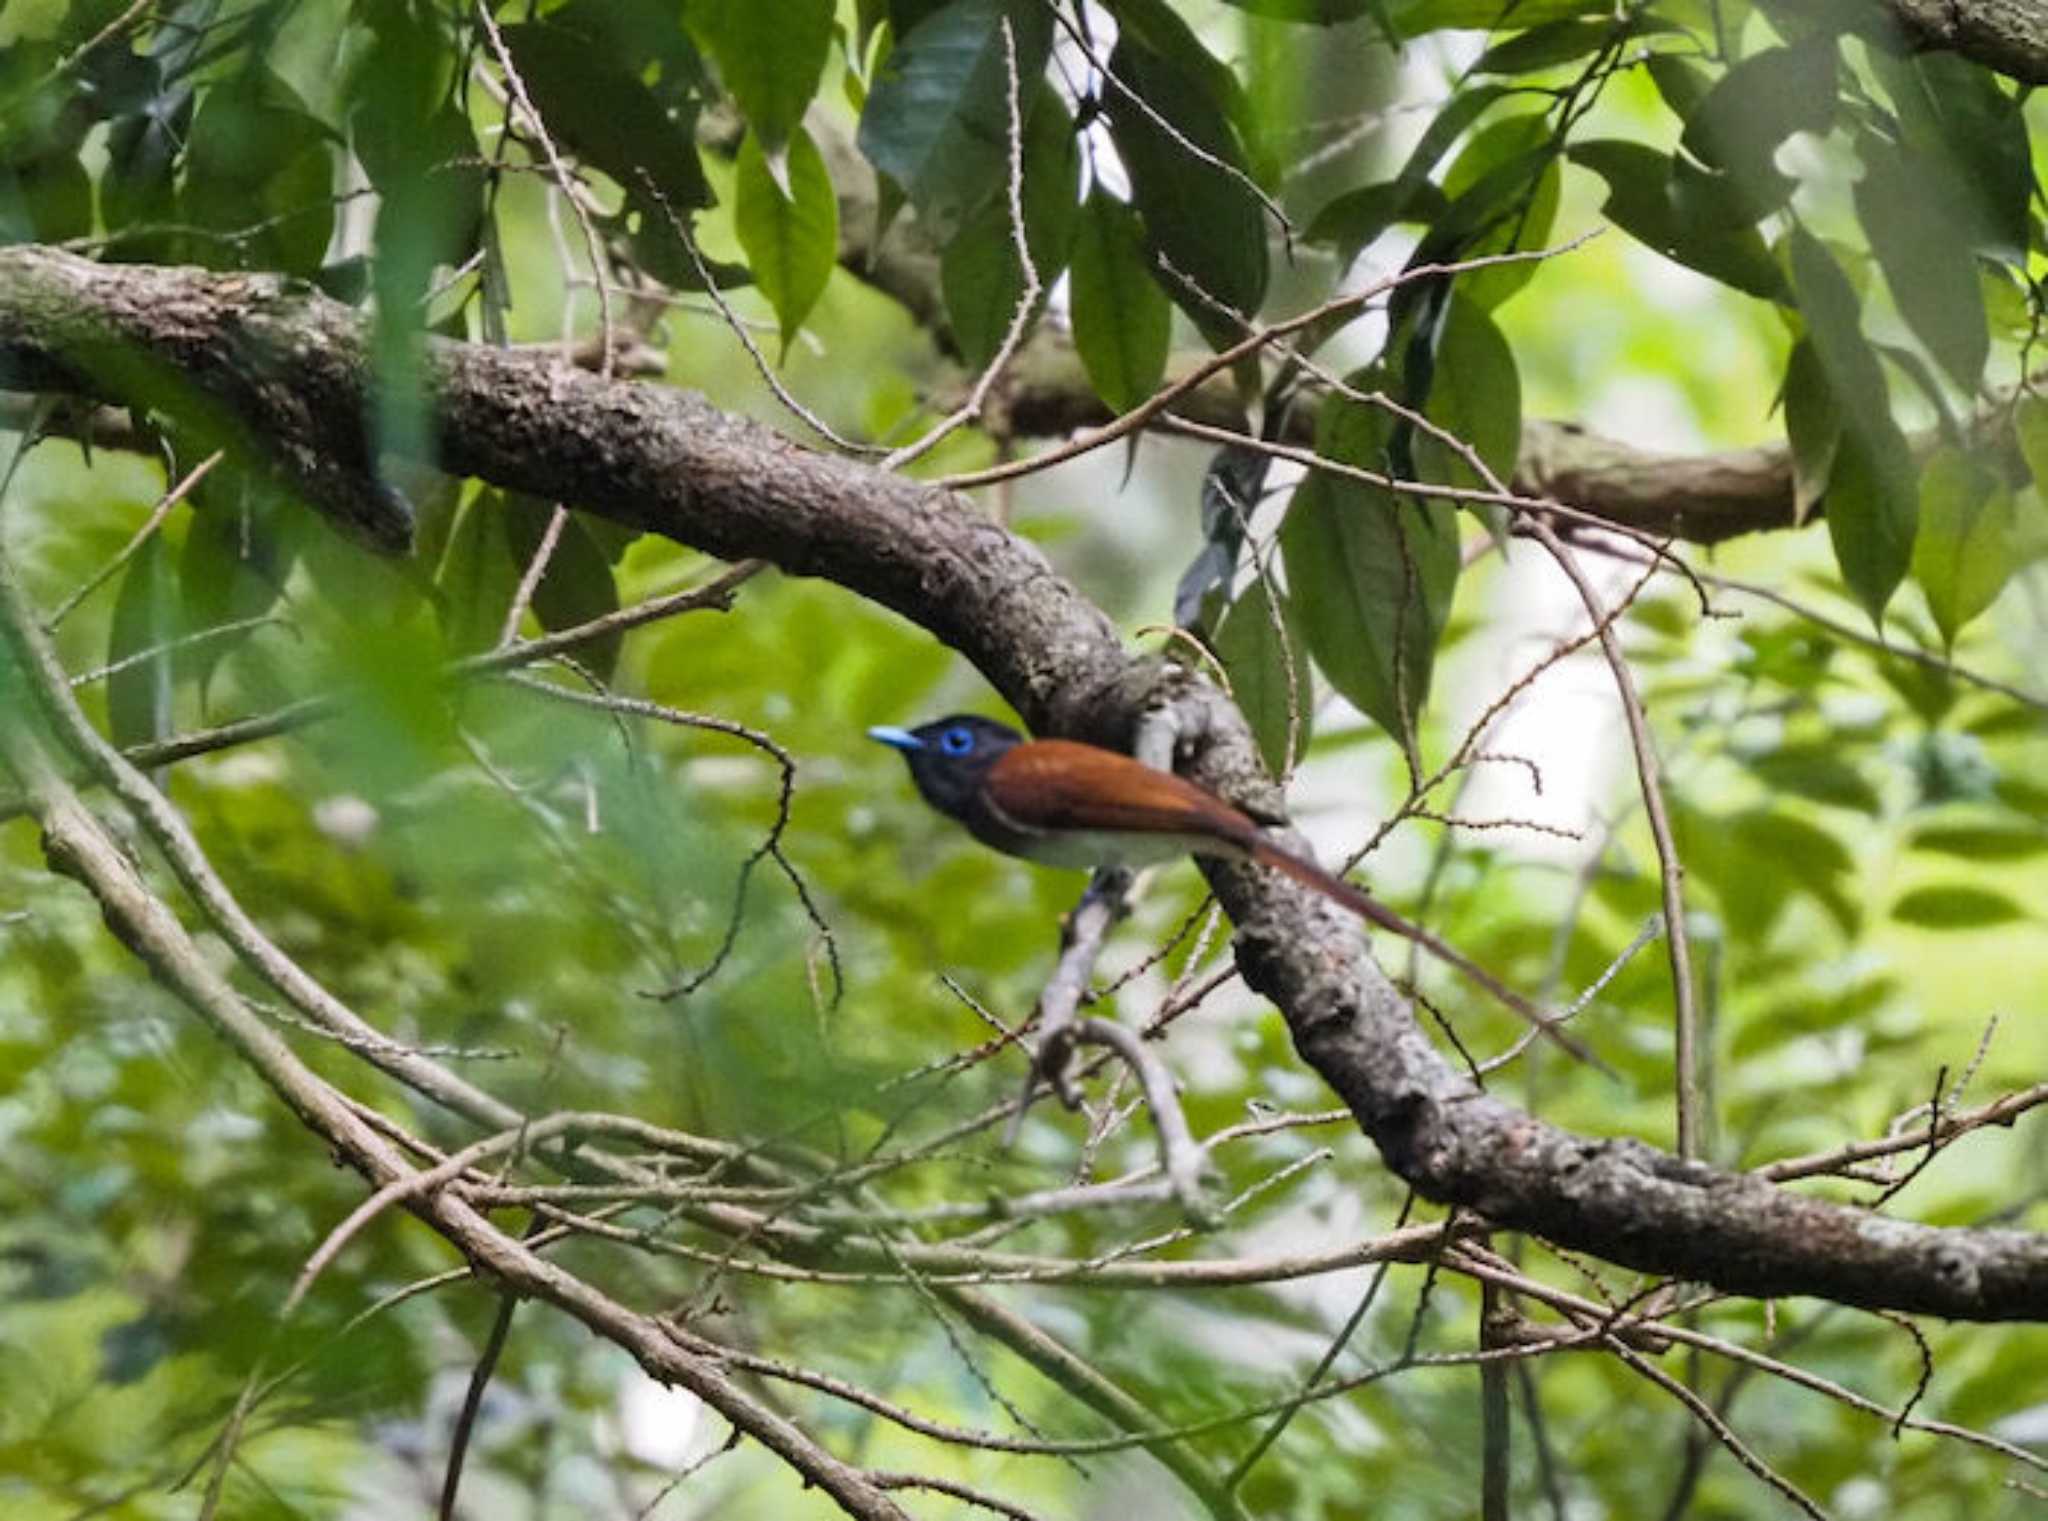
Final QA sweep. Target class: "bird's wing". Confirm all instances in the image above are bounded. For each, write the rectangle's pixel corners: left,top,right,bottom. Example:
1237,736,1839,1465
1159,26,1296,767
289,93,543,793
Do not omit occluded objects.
982,741,1260,848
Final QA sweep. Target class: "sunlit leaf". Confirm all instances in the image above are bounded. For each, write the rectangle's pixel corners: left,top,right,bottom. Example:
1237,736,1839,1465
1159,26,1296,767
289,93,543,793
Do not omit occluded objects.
1912,446,2014,649
1891,885,2026,928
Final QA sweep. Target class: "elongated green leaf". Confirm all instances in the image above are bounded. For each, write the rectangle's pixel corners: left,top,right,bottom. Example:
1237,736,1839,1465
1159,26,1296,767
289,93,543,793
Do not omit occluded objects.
938,86,1077,368
1679,38,1835,223
1869,50,2030,263
856,0,1052,232
107,535,177,758
1211,578,1312,776
1413,294,1520,500
1892,885,2026,929
1068,189,1170,412
690,0,832,150
1475,18,1629,75
1781,338,1838,525
1438,113,1559,310
503,498,623,682
1304,179,1448,266
1789,229,1916,620
1739,746,1881,814
502,22,709,211
1911,824,2048,861
1854,142,1988,391
1566,139,1782,298
1280,371,1460,745
1105,31,1268,348
734,125,838,353
1912,447,2014,649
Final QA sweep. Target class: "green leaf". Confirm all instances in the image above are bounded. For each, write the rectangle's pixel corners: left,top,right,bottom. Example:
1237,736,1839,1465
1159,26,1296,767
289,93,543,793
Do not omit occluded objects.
1385,0,1610,35
1911,447,2014,649
1789,230,1915,620
1910,824,2048,861
1211,578,1312,776
1280,371,1460,746
1068,189,1170,412
2014,395,2048,492
1891,885,2026,929
1412,294,1520,498
1739,747,1881,814
1437,112,1559,310
183,70,335,276
502,499,623,682
1474,18,1633,75
1869,50,2030,263
1303,179,1448,267
1781,338,1838,526
855,0,1052,232
734,125,838,353
938,85,1077,369
689,0,832,150
1853,142,1988,391
435,489,518,657
502,22,709,211
1105,31,1269,348
1679,38,1836,223
1209,0,1380,19
1566,139,1782,298
107,535,177,757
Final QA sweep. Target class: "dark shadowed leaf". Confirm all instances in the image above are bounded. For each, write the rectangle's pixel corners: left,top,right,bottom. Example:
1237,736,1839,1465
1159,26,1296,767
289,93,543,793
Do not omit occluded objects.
1212,578,1312,776
502,498,624,682
1790,229,1916,620
1280,370,1460,745
856,0,1052,232
939,85,1078,368
1105,31,1269,348
1910,823,2048,861
1679,38,1836,223
1069,189,1171,413
502,22,709,210
1567,139,1783,298
689,0,832,150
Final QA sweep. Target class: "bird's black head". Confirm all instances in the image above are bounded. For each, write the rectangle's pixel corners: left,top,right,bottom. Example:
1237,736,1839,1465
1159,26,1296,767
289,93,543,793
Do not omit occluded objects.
868,714,1023,822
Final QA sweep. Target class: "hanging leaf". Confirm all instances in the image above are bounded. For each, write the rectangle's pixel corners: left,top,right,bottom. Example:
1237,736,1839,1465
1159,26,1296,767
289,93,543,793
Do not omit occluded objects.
1789,229,1916,621
1853,141,1988,391
1780,338,1838,526
734,124,839,354
1210,577,1312,776
1069,189,1171,413
856,0,1053,233
1105,29,1269,349
1911,446,2014,649
1566,139,1783,299
501,498,624,682
1678,38,1836,224
937,85,1078,369
106,535,179,760
689,0,832,151
1280,369,1460,747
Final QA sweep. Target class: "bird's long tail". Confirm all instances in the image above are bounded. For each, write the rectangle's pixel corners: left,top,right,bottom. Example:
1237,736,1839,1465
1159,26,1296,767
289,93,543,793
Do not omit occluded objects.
1246,838,1608,1073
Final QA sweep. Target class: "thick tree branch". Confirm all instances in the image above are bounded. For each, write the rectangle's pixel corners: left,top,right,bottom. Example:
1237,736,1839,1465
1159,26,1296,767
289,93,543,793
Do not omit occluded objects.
2,245,2044,1320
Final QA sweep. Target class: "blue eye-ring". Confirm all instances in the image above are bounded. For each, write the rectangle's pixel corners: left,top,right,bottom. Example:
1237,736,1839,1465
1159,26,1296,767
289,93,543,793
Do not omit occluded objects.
939,726,974,756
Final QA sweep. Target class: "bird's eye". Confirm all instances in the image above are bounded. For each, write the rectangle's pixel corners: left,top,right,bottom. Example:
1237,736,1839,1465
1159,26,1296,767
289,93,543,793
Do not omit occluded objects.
939,726,975,756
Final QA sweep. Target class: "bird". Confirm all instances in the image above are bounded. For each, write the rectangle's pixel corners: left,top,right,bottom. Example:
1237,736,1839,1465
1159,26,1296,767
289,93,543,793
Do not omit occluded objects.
870,713,1598,1066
